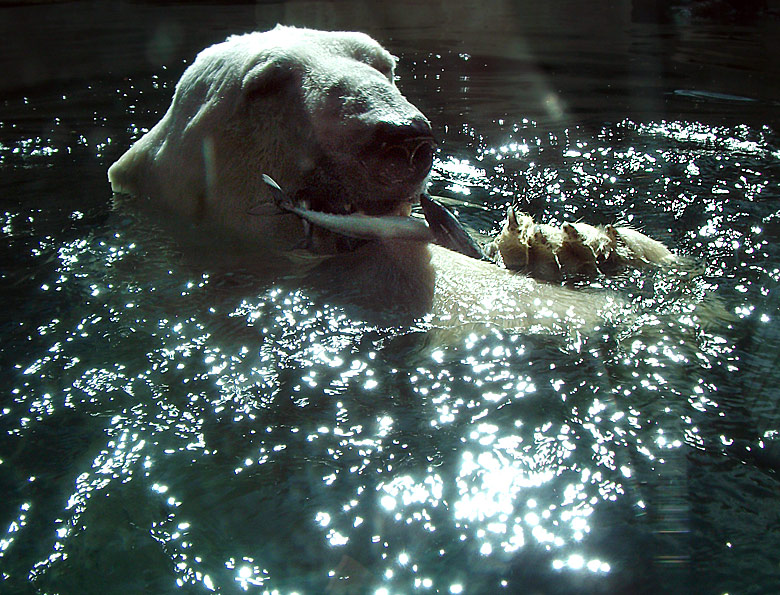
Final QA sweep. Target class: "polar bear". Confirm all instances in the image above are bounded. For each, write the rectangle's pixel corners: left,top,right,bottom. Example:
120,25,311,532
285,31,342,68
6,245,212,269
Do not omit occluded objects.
109,25,434,249
108,26,649,331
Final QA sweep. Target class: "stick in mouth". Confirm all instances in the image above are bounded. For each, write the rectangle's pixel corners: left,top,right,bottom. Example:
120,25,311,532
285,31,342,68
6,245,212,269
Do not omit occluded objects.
257,174,488,260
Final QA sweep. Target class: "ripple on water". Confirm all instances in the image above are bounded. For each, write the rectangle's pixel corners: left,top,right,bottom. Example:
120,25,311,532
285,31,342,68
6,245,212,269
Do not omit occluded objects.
2,80,780,592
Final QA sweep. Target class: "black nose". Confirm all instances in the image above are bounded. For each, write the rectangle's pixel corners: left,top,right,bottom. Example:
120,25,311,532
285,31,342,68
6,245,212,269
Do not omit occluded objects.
373,117,434,144
368,117,435,186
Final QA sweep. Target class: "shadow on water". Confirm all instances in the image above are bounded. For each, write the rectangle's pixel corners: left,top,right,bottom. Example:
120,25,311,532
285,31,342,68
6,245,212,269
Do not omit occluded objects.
2,1,780,594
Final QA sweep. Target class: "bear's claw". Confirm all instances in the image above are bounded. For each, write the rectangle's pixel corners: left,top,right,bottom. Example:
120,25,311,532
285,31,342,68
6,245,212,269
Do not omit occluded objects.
485,207,680,283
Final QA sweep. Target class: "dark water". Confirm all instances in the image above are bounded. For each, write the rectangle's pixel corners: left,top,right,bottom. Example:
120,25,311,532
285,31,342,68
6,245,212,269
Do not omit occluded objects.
2,1,780,593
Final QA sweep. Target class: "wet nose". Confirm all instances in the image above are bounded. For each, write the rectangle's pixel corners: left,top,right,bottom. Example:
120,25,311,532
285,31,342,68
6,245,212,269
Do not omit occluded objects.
369,117,435,186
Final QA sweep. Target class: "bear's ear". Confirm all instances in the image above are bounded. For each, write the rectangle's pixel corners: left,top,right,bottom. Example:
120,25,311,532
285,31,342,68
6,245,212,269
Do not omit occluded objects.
351,44,397,81
241,58,296,100
369,52,397,81
375,53,398,81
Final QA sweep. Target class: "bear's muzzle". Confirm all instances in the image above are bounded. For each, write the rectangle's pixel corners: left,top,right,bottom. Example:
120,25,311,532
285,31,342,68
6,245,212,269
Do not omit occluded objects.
368,118,435,186
363,116,435,192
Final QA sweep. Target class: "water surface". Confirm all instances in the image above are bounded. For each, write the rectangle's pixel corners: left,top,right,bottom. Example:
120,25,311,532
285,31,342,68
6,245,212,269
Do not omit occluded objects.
2,1,780,593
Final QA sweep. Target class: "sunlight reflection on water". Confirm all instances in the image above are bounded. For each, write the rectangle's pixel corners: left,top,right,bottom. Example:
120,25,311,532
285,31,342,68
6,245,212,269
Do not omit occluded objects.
2,68,780,593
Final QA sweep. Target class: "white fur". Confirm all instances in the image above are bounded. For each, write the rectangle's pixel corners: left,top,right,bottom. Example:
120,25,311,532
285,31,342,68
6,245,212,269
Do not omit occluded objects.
109,26,632,333
109,26,423,248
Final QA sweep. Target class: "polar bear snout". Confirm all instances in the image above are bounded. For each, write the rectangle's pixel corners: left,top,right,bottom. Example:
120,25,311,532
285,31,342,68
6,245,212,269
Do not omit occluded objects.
362,118,435,190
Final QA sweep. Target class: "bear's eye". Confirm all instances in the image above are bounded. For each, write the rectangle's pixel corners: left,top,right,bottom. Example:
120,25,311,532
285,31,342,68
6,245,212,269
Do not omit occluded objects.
242,59,296,100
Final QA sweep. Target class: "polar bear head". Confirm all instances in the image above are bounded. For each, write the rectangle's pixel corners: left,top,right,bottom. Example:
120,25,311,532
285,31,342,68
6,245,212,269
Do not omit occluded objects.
108,26,435,240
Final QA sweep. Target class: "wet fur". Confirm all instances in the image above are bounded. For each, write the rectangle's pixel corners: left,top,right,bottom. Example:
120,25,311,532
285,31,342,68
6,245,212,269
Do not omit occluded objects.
487,205,679,283
108,27,652,333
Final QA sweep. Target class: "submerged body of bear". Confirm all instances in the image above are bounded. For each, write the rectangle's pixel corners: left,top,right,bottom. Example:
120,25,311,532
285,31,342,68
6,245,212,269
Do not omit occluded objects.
108,26,674,332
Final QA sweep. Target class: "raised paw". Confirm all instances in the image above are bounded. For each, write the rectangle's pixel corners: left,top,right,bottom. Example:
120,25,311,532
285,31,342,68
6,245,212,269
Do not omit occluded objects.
487,207,680,283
